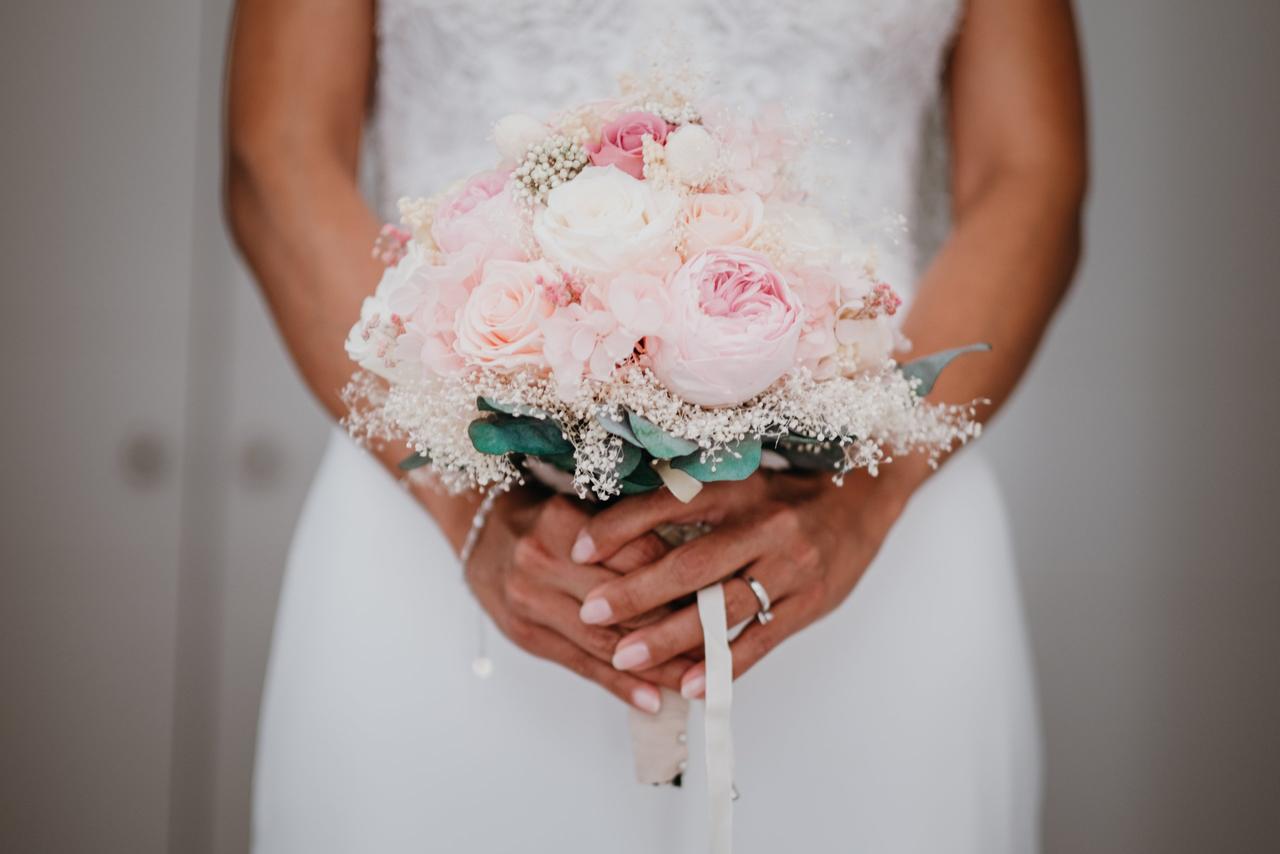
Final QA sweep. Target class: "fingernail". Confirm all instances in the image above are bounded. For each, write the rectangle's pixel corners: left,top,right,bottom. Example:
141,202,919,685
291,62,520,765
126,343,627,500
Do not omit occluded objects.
579,597,612,625
612,641,651,671
681,672,706,700
570,532,595,563
632,686,661,715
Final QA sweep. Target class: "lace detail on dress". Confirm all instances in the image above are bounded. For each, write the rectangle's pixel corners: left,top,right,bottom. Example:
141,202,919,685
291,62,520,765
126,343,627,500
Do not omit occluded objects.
370,0,963,291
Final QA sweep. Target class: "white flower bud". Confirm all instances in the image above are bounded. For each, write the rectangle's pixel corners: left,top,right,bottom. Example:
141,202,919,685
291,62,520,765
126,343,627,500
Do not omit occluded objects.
664,124,718,185
493,113,548,162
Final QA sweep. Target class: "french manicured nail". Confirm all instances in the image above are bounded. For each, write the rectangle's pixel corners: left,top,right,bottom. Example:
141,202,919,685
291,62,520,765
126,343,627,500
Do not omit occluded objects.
579,597,612,625
570,532,595,563
632,686,661,715
681,672,706,700
612,641,651,671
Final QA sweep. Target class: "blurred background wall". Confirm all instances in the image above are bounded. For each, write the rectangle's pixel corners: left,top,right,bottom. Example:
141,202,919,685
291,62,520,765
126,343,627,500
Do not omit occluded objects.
1,1,1276,852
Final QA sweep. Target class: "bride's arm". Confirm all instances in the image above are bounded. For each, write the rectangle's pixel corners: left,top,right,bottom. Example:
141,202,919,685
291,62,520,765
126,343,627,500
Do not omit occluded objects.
224,0,685,712
568,0,1087,693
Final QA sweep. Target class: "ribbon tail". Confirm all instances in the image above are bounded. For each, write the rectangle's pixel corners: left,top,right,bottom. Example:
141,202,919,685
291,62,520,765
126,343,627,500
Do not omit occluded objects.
698,583,734,854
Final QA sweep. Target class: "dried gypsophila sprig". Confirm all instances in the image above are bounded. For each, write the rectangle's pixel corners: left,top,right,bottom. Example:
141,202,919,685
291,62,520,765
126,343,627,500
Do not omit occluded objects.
353,361,982,501
513,135,590,204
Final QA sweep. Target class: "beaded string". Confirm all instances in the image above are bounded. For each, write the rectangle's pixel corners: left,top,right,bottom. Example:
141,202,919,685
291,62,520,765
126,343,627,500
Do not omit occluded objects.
459,484,508,679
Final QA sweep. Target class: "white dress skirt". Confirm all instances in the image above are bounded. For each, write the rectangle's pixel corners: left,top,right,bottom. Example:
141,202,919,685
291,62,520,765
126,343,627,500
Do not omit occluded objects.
254,1,1043,850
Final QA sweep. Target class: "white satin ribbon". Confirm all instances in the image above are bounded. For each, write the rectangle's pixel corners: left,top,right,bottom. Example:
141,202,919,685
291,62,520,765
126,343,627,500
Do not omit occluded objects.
697,582,734,854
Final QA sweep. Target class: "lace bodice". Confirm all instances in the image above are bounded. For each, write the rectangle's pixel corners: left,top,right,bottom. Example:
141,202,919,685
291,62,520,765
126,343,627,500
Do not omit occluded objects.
370,0,963,289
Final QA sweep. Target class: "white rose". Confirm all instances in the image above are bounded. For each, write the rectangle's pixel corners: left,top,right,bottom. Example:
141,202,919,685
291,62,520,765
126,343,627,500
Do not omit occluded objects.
681,191,764,255
836,315,899,369
533,166,679,276
493,113,548,162
664,124,718,185
766,201,841,264
345,242,429,382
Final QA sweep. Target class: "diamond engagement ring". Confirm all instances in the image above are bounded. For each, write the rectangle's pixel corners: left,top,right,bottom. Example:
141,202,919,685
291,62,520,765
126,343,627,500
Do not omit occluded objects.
743,574,773,625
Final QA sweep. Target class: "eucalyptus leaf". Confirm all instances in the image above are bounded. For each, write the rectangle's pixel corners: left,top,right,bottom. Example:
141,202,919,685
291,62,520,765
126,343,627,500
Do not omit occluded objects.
899,343,991,397
477,396,550,419
616,443,644,478
619,460,663,494
627,412,699,459
468,414,573,457
397,452,431,472
597,411,642,447
672,438,763,482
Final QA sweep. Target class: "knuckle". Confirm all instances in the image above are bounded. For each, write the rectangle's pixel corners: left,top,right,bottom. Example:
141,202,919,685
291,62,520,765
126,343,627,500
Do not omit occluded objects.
511,534,545,571
666,549,704,587
768,505,803,539
504,573,538,614
585,627,619,659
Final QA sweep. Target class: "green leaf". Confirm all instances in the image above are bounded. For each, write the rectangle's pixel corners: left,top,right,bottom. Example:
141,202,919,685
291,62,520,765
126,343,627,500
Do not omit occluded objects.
627,412,699,459
477,396,549,419
468,414,573,457
616,443,644,478
899,343,991,397
597,411,642,447
619,461,663,495
672,438,762,482
397,452,431,471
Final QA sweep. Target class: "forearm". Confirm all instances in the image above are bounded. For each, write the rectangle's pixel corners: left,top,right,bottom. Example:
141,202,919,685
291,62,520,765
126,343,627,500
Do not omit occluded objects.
225,147,481,551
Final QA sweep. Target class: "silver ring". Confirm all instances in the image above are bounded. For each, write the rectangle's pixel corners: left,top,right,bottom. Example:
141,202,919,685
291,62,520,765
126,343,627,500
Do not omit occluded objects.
743,574,774,625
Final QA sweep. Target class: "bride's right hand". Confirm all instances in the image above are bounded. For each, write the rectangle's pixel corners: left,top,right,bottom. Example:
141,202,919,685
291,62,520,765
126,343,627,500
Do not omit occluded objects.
464,487,691,714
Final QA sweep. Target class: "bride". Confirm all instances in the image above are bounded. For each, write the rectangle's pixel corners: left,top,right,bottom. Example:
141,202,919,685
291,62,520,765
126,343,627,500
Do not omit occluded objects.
226,1,1086,851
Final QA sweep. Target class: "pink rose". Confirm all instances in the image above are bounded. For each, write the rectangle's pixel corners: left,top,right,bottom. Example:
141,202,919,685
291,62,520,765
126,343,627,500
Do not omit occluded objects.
586,111,671,180
647,248,803,406
431,170,526,259
453,259,556,370
680,191,764,255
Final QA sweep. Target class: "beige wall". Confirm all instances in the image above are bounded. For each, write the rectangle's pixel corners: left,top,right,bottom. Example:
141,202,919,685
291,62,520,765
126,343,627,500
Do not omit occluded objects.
1,1,1277,852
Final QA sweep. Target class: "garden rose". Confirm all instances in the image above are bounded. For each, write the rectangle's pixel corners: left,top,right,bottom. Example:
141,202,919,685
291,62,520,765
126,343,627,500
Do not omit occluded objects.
431,170,525,259
647,247,802,406
681,191,764,255
585,111,671,179
533,166,679,277
453,259,556,370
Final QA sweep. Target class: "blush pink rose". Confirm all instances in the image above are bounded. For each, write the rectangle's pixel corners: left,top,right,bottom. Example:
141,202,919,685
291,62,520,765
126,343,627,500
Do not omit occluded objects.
586,111,671,180
431,170,526,259
407,246,486,376
453,259,556,370
647,247,802,406
680,191,765,255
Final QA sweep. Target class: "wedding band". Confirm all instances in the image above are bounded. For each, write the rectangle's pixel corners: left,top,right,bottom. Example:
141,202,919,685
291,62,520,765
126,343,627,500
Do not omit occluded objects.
743,574,774,625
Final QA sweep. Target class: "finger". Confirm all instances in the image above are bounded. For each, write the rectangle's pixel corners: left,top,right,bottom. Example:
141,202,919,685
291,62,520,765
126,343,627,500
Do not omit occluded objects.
610,574,773,671
509,618,665,714
580,523,764,626
571,480,762,564
512,535,618,600
677,592,816,699
520,591,626,665
602,531,669,574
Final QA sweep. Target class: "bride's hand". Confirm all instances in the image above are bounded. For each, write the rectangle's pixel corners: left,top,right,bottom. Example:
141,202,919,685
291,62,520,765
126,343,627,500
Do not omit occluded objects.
465,486,694,714
570,464,926,698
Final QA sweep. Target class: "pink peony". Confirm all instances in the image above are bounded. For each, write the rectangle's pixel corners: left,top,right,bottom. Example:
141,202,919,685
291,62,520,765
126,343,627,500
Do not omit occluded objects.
430,170,526,259
586,111,671,180
408,247,486,376
647,248,803,406
453,259,557,370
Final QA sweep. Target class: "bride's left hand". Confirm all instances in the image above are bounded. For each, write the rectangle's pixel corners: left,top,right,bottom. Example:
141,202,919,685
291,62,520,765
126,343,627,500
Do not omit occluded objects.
572,463,927,698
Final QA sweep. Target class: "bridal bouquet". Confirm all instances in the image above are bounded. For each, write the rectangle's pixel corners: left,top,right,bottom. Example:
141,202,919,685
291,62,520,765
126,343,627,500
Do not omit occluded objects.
345,83,983,503
343,73,985,853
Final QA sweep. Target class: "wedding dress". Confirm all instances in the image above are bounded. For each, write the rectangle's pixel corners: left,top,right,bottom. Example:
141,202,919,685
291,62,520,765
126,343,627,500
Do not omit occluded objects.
253,1,1042,851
